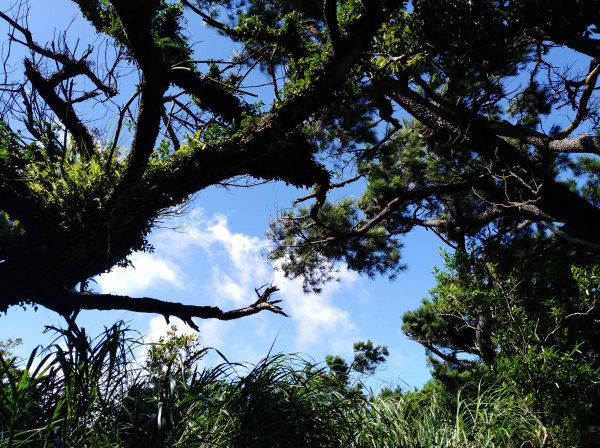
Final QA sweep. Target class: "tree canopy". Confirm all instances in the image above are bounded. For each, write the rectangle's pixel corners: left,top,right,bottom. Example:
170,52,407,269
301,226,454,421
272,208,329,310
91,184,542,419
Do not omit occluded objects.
0,0,599,323
402,234,600,444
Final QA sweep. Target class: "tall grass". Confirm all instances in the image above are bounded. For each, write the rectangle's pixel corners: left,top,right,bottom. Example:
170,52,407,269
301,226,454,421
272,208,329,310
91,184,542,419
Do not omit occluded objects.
0,322,139,447
0,322,546,447
355,385,545,447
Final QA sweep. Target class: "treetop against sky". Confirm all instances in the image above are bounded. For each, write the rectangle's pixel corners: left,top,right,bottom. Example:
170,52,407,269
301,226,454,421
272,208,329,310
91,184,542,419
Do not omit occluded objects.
0,0,598,385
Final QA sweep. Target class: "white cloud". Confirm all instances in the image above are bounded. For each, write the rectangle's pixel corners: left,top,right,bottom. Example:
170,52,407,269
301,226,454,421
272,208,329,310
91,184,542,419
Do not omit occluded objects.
154,211,271,307
273,265,359,352
146,315,197,342
195,319,228,348
95,252,183,296
172,212,360,352
98,208,361,358
164,210,360,353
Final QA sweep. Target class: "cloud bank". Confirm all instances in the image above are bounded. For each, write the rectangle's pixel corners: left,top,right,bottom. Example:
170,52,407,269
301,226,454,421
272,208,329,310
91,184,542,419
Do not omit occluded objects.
96,209,360,355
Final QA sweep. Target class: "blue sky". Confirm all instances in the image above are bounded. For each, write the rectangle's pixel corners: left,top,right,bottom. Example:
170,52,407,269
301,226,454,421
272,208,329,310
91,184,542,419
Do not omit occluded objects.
0,0,447,390
2,181,443,389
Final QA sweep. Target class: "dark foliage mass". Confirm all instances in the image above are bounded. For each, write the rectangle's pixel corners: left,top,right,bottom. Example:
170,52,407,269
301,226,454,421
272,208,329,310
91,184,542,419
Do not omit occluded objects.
0,2,599,445
0,0,598,323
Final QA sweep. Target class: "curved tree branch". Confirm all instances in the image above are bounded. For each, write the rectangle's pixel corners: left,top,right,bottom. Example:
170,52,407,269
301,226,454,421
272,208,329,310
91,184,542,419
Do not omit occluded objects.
405,336,474,369
474,115,600,156
180,0,241,38
553,62,600,139
24,59,95,159
138,4,400,208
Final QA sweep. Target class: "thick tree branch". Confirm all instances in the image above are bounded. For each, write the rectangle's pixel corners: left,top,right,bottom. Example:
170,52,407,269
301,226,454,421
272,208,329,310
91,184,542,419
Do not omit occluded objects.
35,285,287,330
142,129,329,207
540,222,600,251
475,116,600,155
101,1,170,204
475,311,495,364
385,76,600,245
169,69,251,123
108,0,164,73
470,131,600,245
323,0,342,52
547,134,600,154
107,75,167,203
529,27,600,59
139,4,398,206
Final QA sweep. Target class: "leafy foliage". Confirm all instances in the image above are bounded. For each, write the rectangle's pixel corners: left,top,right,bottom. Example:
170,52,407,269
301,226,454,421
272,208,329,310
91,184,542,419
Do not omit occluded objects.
403,235,600,446
0,322,547,447
0,2,598,445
